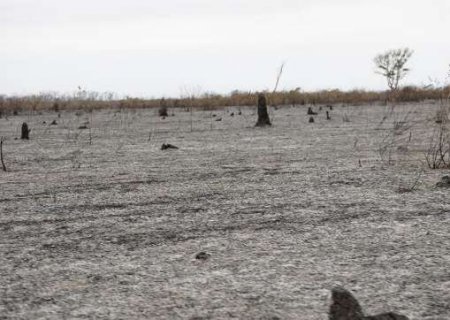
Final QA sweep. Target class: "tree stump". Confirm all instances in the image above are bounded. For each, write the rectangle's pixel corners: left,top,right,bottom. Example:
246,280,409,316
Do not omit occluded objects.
159,98,168,117
307,107,318,115
326,111,331,120
255,93,271,127
21,122,30,140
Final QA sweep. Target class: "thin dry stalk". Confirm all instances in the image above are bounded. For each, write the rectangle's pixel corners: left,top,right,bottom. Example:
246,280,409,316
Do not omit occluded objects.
0,138,6,172
273,62,285,93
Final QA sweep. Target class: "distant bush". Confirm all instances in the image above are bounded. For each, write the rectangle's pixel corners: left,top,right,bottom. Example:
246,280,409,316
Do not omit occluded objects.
1,86,449,113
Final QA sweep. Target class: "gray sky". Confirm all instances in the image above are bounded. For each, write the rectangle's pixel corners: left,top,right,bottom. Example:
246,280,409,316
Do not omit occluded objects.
1,0,449,97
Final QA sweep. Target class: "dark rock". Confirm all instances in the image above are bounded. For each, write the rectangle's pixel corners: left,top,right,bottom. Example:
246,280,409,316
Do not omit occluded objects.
329,287,364,320
436,176,450,188
78,125,88,130
329,287,409,320
215,117,222,121
50,120,57,125
161,143,179,150
195,252,210,260
230,112,234,116
309,117,315,123
328,104,334,110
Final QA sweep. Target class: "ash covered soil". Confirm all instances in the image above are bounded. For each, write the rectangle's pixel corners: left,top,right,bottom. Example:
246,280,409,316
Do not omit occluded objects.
0,103,449,320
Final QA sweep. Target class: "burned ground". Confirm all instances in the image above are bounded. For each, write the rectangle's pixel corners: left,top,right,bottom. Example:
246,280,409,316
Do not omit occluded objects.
0,103,449,319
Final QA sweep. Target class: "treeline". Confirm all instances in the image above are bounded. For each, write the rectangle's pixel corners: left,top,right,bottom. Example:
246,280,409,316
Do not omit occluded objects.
1,86,449,113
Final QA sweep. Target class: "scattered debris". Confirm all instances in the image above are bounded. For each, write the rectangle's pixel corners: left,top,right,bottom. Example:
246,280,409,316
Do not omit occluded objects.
161,143,179,150
329,287,409,320
436,176,450,188
195,252,210,260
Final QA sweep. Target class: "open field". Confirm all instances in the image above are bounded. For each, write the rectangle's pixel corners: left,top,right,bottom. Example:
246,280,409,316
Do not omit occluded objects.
0,103,449,319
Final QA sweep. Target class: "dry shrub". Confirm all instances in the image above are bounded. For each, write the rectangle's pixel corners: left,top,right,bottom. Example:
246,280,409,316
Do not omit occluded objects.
1,86,449,114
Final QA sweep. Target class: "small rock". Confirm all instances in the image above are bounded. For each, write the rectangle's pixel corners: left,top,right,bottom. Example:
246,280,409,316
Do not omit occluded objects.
195,252,210,260
161,143,179,150
329,287,409,320
215,118,222,121
78,125,88,130
436,176,450,188
50,120,57,125
309,117,315,123
329,287,364,320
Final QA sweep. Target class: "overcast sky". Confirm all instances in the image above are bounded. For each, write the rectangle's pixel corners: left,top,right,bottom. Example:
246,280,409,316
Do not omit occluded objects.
1,0,449,97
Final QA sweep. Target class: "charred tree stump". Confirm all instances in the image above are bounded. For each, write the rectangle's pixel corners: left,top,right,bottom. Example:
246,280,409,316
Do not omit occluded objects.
326,111,331,120
159,98,168,117
21,122,30,140
307,107,318,115
255,94,271,127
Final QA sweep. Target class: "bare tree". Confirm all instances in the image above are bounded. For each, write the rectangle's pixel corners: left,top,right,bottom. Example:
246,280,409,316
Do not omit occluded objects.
374,48,413,92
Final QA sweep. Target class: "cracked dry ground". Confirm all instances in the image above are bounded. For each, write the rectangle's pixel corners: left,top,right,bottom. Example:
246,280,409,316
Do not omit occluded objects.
0,103,449,319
